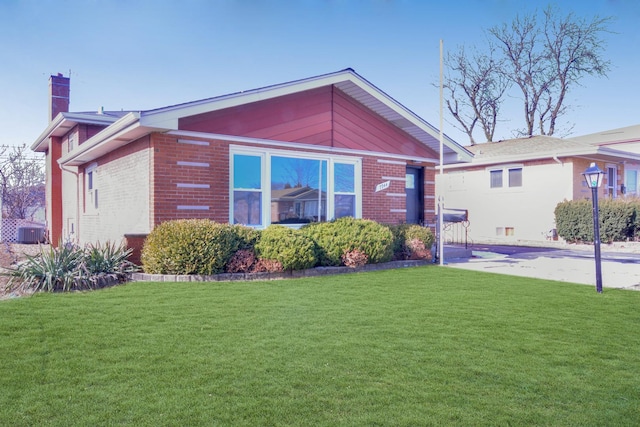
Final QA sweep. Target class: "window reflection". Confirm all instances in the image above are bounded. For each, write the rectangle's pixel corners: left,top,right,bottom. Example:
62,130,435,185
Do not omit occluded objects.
233,191,261,225
271,156,327,224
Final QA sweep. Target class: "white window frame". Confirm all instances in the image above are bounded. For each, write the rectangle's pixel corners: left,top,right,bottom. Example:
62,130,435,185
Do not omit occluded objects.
508,167,523,188
489,169,503,188
85,162,98,213
624,167,639,197
606,164,618,198
488,164,523,190
230,146,362,228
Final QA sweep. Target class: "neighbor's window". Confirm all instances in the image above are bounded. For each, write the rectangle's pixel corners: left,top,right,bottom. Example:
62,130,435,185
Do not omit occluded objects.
508,168,522,187
231,147,361,227
490,170,503,188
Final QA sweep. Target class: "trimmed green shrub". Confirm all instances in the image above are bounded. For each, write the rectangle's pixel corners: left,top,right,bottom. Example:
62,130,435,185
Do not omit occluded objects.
141,219,254,275
302,217,394,266
389,224,435,260
555,198,639,243
255,225,317,271
629,199,640,240
599,198,635,243
554,199,593,243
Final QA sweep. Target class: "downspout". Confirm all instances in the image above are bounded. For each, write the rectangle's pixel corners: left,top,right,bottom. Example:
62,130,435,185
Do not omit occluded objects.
553,155,563,165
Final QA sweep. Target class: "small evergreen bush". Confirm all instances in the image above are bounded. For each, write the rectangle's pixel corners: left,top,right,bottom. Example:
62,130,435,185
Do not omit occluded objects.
555,198,639,243
599,198,635,243
389,224,435,260
255,225,317,271
302,217,393,266
141,219,254,275
555,199,593,242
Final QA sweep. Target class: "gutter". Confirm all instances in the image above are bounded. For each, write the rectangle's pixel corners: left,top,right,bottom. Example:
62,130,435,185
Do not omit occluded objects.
443,145,640,170
31,112,121,152
58,112,143,166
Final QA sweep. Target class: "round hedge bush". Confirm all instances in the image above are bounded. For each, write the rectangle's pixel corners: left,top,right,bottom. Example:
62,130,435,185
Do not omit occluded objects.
141,219,257,275
255,225,317,271
389,224,435,260
301,217,393,266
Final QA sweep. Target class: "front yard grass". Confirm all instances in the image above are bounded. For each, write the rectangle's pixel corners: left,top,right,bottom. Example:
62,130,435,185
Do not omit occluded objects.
1,266,639,426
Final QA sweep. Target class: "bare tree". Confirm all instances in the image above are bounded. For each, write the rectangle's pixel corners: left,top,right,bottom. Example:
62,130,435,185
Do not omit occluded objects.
444,45,509,144
0,145,45,220
444,6,611,143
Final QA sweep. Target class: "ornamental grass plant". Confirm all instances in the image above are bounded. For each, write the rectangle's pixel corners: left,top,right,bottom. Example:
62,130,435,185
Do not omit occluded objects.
5,241,137,293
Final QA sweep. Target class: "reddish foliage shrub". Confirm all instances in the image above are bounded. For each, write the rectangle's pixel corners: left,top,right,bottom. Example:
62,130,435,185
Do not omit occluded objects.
406,238,431,260
253,259,284,273
341,249,369,268
225,249,256,273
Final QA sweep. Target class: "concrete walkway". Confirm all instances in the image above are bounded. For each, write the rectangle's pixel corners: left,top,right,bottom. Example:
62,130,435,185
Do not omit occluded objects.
443,244,640,291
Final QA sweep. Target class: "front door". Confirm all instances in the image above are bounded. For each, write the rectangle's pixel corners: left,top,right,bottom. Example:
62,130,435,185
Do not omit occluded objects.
405,166,424,224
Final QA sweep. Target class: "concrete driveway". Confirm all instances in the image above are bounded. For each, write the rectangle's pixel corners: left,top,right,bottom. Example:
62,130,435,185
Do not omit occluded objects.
444,244,640,291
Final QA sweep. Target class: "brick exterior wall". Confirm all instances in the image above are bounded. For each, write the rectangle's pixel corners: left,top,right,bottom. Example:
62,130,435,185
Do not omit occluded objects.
76,137,152,245
147,133,435,227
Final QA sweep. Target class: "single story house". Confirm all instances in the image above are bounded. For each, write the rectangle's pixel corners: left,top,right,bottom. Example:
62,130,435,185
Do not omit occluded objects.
32,69,472,260
569,124,640,196
441,135,640,244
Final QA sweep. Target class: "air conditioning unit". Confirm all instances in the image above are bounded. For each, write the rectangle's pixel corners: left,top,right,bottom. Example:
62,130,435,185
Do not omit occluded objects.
17,227,45,244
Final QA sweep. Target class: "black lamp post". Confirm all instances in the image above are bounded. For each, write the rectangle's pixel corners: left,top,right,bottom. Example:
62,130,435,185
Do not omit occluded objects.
582,162,604,293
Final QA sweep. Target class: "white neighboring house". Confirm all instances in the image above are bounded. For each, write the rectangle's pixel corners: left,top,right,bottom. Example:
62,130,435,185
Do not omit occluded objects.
440,135,640,244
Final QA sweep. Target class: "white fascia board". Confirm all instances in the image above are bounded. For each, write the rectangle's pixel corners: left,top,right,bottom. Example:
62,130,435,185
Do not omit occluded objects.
31,114,65,151
139,71,358,129
443,146,640,170
31,112,121,152
58,112,142,166
338,76,473,163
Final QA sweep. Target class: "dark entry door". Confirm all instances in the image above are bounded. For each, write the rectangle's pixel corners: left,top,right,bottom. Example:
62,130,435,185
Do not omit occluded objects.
405,166,424,224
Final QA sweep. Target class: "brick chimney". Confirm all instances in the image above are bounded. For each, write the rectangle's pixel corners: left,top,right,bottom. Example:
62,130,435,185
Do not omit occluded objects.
49,73,70,121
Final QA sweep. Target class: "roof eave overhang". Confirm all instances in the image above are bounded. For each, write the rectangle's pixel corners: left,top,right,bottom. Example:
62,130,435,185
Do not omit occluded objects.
58,112,151,167
31,112,121,152
443,146,640,169
140,69,473,165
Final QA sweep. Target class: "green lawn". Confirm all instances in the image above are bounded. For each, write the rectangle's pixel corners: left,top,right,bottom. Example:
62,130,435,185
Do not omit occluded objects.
1,266,639,426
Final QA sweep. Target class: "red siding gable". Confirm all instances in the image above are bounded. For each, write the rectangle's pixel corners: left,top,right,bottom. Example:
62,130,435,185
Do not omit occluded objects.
178,85,436,158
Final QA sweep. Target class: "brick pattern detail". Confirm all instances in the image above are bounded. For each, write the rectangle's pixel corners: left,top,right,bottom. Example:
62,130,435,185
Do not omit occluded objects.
150,134,229,225
147,134,437,227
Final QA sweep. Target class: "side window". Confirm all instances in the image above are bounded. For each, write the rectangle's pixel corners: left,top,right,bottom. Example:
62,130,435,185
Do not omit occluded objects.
334,162,356,219
232,154,263,226
86,163,98,212
508,168,522,187
490,170,503,188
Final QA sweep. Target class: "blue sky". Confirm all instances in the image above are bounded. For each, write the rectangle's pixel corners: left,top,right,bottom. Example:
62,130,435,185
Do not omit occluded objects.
1,0,638,148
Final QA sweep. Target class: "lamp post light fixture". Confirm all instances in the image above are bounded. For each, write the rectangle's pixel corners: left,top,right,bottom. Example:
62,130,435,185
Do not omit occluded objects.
582,162,604,293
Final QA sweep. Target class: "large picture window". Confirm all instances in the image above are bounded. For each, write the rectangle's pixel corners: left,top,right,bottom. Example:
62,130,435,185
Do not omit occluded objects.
231,147,361,227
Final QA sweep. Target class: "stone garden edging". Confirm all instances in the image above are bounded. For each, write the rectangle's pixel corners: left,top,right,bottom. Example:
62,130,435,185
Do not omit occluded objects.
131,259,431,283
